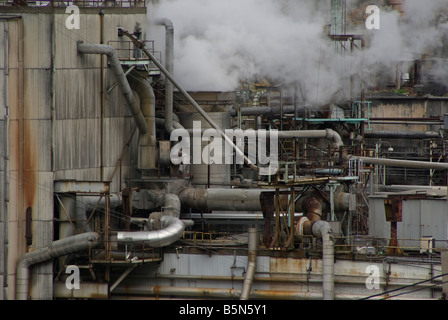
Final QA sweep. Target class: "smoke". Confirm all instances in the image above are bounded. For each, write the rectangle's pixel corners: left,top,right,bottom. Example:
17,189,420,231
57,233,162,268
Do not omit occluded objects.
147,0,448,105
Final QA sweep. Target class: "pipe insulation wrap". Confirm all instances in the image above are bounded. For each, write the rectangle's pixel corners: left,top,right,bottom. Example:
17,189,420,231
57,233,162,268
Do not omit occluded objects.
76,43,149,135
312,220,335,301
16,232,100,300
350,156,448,170
240,228,258,300
116,216,193,248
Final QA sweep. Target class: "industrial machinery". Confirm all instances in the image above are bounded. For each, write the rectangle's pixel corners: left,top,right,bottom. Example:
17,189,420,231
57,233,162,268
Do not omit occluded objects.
1,0,448,301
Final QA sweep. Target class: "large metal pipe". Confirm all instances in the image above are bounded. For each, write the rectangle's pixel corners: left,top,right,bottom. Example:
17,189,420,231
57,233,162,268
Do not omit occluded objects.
240,228,258,300
116,215,193,248
296,196,334,300
77,42,149,135
312,220,334,300
129,75,157,171
16,232,100,300
230,105,305,117
111,285,435,300
141,190,181,218
350,156,448,170
269,129,343,150
178,187,350,213
118,30,257,170
365,131,441,139
178,188,263,212
155,18,175,134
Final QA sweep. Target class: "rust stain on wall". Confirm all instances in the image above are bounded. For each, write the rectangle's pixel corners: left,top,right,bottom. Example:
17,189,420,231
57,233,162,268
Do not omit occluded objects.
23,121,36,208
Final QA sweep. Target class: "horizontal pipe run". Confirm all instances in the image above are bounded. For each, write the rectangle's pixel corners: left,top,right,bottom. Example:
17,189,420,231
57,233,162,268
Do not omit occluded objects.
111,285,437,300
178,188,351,213
142,273,444,289
350,156,448,170
369,121,443,125
365,131,441,139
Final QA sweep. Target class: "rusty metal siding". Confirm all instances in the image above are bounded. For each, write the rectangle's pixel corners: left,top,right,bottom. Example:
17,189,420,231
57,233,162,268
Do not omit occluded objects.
369,196,448,249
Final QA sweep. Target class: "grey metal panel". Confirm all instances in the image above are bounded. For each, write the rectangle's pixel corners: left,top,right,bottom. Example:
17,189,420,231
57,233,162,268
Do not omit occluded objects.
54,168,101,184
421,200,447,242
369,196,448,249
55,68,101,120
22,14,51,69
53,14,100,70
23,69,52,120
24,119,52,172
54,118,101,170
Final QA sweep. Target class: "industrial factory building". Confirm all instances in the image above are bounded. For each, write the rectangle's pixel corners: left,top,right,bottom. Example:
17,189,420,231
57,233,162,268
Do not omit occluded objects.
1,0,448,302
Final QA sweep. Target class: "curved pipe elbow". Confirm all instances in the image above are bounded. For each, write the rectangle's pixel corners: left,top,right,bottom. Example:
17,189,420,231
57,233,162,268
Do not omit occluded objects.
116,216,193,248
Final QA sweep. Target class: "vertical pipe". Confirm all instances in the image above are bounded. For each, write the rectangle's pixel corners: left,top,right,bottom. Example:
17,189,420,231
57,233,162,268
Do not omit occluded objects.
322,231,335,300
99,11,105,181
311,220,334,300
240,228,258,300
155,18,174,134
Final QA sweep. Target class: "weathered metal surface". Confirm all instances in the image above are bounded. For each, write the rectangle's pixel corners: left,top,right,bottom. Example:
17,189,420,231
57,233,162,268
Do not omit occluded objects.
369,196,447,249
54,180,110,194
53,281,109,299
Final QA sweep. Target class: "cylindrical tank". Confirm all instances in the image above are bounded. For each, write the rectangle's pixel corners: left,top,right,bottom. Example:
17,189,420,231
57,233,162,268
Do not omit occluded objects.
178,112,232,186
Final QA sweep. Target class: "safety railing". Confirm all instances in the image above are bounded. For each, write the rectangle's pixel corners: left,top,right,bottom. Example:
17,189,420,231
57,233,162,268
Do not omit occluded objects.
107,40,161,64
0,1,145,7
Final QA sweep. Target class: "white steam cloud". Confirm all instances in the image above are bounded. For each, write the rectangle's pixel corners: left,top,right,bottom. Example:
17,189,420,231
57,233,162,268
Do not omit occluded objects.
147,0,448,105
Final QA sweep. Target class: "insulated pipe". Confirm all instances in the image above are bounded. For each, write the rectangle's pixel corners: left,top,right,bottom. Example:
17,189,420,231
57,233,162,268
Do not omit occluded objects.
240,228,258,300
116,215,193,248
178,187,351,213
112,285,436,300
155,18,175,134
77,42,149,135
142,190,181,218
118,30,257,170
364,131,441,139
269,129,343,150
312,220,334,300
296,196,334,300
129,75,157,171
230,105,305,117
350,156,448,170
15,232,100,300
155,118,184,131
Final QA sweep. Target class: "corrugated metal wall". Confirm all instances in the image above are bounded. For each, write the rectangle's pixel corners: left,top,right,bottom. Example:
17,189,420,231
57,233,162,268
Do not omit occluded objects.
369,195,448,249
1,7,147,299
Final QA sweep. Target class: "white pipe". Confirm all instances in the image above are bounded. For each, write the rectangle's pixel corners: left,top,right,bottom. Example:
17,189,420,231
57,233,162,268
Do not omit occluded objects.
77,42,149,135
269,129,343,150
312,220,334,300
155,18,175,134
116,216,193,248
15,232,100,300
350,156,448,170
240,228,258,300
